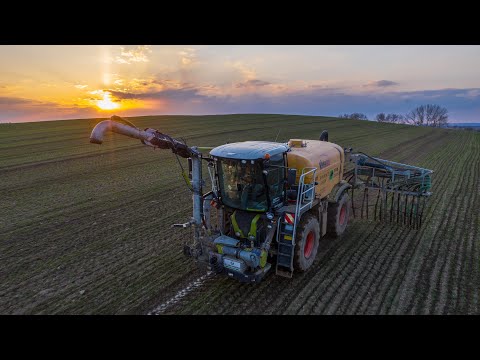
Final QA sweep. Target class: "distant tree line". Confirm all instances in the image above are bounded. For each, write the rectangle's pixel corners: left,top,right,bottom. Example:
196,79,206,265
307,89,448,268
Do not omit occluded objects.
339,104,449,128
338,113,369,121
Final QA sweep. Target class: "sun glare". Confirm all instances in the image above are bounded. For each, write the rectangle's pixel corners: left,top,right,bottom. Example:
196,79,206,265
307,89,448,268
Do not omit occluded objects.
96,92,120,110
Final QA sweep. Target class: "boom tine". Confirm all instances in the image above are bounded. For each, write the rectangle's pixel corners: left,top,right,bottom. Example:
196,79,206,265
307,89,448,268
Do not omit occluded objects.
414,196,419,229
416,197,422,229
415,196,419,228
412,196,416,229
415,196,420,229
383,179,388,222
394,192,398,223
386,191,390,223
380,190,384,222
374,189,380,221
377,183,380,221
398,194,402,224
398,194,401,224
408,195,412,227
408,196,413,227
418,196,426,229
396,193,399,223
366,188,369,220
382,188,387,222
408,196,414,227
417,198,421,229
389,191,394,223
380,179,383,222
361,188,366,219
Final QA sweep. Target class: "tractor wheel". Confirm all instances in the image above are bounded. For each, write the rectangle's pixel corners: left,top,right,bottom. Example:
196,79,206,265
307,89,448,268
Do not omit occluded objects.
327,192,350,237
293,214,320,272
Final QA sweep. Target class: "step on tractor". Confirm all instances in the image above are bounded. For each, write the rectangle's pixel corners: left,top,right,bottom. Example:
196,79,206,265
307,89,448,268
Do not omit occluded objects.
90,116,433,282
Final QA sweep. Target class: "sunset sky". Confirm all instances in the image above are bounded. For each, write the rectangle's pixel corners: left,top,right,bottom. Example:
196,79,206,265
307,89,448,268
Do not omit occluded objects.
1,45,479,123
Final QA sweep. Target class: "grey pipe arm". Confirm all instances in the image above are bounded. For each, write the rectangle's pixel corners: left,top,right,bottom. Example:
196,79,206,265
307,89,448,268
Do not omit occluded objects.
90,116,195,158
90,119,154,144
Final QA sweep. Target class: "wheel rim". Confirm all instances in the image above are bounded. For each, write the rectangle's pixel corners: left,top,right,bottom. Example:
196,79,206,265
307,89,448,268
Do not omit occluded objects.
339,204,347,226
304,231,315,258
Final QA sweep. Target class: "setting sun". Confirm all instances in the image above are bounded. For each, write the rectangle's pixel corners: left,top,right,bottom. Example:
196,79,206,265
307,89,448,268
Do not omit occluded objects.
96,92,120,110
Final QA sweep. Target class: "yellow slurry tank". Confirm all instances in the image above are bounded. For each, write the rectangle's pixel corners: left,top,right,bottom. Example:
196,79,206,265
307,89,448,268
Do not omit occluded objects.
287,139,345,199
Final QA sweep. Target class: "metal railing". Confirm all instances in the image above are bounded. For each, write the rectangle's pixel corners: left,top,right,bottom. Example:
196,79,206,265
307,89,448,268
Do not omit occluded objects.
292,167,317,244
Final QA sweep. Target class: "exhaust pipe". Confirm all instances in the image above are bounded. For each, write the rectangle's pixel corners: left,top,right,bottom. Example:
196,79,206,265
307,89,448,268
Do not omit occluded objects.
90,116,153,144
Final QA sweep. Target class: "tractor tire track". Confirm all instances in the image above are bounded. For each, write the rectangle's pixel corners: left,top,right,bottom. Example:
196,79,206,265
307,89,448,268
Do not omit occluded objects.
148,271,214,315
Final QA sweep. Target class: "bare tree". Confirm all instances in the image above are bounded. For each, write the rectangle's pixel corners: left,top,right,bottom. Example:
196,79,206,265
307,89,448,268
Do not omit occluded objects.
339,113,368,121
375,113,387,122
404,104,448,127
375,113,404,123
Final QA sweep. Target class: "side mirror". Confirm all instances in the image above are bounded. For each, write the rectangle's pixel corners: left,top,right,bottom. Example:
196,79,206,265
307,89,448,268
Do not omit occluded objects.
287,168,297,186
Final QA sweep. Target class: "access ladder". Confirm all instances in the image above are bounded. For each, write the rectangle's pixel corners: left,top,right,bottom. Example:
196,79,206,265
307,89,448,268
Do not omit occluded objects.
276,167,317,278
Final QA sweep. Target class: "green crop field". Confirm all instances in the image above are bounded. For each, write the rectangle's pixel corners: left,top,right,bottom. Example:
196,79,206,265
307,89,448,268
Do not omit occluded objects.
1,114,479,314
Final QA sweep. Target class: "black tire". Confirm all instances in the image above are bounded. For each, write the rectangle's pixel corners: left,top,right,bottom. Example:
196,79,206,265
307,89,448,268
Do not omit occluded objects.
293,214,320,272
327,192,350,237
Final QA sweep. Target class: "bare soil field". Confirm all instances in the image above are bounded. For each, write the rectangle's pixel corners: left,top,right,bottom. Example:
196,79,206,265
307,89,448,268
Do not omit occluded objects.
0,114,478,314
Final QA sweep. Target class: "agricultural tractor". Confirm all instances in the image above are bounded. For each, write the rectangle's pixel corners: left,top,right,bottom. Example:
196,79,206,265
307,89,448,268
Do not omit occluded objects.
90,116,433,282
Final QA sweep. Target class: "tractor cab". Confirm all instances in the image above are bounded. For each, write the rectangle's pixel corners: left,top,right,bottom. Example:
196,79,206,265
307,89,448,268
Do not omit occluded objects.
210,141,289,213
207,141,290,281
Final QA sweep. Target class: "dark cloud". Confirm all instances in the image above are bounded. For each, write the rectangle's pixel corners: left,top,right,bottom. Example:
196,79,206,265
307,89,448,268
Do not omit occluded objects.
235,79,271,88
109,87,204,101
308,84,341,91
364,80,399,88
0,97,96,123
0,96,39,105
394,88,480,99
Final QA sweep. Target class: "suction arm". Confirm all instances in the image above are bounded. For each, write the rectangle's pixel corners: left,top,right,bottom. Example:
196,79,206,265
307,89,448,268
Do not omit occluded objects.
89,115,195,158
90,117,154,144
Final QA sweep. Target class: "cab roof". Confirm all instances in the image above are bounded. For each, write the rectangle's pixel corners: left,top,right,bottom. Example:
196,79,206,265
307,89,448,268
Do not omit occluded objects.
210,141,289,160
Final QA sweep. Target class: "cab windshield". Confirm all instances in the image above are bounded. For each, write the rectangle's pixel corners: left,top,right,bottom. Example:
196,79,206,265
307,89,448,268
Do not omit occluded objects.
217,159,268,211
217,155,285,212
